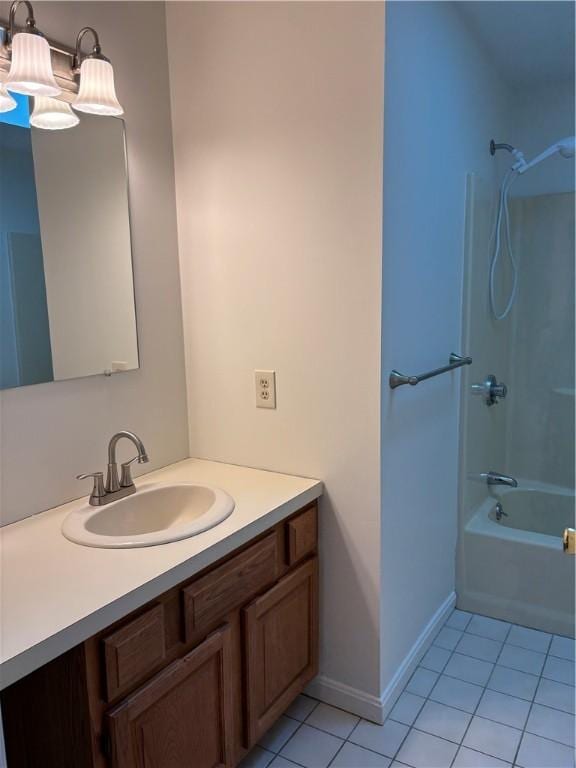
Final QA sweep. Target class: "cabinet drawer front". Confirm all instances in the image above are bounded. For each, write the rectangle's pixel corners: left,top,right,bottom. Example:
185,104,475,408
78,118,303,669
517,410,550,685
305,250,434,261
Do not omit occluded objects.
103,605,166,702
244,558,319,745
107,625,234,768
286,505,317,565
183,533,279,640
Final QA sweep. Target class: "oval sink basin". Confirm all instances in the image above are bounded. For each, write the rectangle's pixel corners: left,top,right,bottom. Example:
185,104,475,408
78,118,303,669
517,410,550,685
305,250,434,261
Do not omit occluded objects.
62,482,235,548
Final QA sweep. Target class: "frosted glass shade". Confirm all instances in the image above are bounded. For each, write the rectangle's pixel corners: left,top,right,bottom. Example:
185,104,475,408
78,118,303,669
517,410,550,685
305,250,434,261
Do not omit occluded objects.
30,96,79,130
73,58,123,116
5,32,61,97
0,84,17,113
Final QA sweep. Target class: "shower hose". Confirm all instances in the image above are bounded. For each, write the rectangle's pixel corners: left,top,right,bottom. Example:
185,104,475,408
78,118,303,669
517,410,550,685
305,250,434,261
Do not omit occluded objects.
489,168,519,321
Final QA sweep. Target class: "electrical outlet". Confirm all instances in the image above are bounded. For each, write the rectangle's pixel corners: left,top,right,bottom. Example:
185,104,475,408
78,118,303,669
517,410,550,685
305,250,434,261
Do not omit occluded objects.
255,370,276,409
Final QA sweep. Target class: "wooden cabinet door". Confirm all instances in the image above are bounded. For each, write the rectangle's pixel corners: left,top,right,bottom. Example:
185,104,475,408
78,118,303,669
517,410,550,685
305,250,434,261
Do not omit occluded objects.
244,558,318,745
106,625,234,768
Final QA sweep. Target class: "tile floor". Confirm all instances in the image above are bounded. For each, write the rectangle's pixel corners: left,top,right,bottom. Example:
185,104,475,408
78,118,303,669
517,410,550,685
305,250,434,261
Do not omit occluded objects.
240,609,575,768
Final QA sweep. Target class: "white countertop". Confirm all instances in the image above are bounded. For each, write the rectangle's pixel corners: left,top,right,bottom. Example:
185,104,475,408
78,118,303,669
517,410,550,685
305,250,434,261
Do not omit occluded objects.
0,459,322,690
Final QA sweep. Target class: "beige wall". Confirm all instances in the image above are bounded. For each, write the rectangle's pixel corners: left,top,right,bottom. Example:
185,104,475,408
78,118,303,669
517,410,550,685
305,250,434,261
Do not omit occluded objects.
167,1,384,701
0,2,189,526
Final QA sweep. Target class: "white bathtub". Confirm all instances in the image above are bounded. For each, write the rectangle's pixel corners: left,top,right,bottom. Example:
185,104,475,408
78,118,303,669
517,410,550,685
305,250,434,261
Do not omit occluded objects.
459,482,575,637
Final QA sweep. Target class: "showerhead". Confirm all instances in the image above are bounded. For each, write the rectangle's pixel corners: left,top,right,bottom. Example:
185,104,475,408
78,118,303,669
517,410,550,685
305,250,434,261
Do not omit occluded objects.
558,136,576,158
515,136,576,173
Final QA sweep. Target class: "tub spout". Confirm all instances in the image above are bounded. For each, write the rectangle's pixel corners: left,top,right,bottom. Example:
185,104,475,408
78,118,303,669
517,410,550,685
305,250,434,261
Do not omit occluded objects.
484,471,518,488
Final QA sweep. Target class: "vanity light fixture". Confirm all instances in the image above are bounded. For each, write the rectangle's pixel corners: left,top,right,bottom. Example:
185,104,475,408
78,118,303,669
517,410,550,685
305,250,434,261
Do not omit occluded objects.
4,1,60,97
30,95,79,130
0,82,16,112
72,27,123,116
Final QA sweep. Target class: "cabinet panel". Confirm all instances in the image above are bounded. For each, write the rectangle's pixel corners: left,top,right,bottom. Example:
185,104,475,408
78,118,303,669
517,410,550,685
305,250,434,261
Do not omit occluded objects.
103,604,166,701
244,558,318,745
183,532,279,640
107,625,234,768
286,505,317,565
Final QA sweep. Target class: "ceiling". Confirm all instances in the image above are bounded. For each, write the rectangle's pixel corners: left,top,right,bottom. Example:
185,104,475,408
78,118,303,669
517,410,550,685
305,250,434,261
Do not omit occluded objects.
458,1,575,88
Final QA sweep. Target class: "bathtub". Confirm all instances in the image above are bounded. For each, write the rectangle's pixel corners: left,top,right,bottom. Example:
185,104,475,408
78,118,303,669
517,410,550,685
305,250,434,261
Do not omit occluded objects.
459,482,575,637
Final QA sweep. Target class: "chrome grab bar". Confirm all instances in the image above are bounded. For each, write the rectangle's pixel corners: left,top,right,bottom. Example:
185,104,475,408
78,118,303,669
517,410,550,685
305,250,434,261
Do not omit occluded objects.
389,353,472,390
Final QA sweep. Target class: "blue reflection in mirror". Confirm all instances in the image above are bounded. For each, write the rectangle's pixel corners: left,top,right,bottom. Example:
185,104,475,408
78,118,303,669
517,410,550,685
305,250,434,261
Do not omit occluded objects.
0,94,54,388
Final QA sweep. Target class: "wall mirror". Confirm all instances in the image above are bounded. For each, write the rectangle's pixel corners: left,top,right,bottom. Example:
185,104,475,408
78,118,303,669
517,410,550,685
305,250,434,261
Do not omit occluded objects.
0,95,138,390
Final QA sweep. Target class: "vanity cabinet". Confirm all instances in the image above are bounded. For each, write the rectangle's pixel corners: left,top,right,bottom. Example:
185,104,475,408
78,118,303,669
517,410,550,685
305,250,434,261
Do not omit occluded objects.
244,558,318,744
1,503,318,768
107,626,234,768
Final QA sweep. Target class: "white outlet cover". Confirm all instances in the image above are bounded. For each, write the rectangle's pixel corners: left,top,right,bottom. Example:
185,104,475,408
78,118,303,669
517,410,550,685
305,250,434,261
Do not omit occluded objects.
255,370,276,409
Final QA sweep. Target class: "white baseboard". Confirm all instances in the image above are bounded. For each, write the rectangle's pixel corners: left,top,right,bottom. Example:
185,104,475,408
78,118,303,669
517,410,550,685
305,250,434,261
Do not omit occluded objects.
306,676,386,723
307,591,456,724
378,591,456,722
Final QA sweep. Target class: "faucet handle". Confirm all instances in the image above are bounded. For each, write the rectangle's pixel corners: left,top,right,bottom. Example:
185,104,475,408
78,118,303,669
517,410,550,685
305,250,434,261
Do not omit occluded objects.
77,472,106,501
119,456,140,488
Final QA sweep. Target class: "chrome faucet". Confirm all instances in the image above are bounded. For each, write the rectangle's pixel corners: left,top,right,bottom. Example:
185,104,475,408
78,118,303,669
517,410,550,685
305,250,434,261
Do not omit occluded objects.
483,471,518,488
77,430,149,506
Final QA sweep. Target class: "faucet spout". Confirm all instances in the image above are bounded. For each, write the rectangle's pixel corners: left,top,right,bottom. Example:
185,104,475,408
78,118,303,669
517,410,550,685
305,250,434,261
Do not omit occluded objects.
484,471,518,488
106,431,149,492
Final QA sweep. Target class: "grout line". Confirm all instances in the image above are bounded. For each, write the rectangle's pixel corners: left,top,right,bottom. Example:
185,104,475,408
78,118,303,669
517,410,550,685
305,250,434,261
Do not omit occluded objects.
447,621,515,766
325,739,346,768
430,638,576,686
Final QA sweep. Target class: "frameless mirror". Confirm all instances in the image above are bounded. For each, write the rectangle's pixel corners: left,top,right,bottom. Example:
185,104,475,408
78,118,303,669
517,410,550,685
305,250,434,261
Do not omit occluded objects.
0,94,138,390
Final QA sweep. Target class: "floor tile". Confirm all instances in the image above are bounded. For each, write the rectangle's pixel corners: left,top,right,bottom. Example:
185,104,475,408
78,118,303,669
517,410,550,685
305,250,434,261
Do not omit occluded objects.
525,703,575,747
305,703,359,739
456,633,502,663
497,645,545,676
420,645,451,673
240,746,275,768
549,635,576,662
280,724,343,768
516,732,575,768
406,667,439,697
487,665,539,701
259,716,300,752
506,625,551,654
285,694,318,722
330,742,392,767
444,652,494,686
542,655,576,686
467,615,510,642
429,674,484,713
348,719,409,759
462,716,521,763
389,692,426,726
446,610,472,631
396,728,458,768
413,699,471,743
535,677,576,714
269,758,300,768
452,746,511,767
475,688,530,730
434,627,463,651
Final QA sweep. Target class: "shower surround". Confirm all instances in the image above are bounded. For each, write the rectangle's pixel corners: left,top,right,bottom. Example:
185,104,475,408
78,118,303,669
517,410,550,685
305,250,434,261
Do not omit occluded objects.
457,176,575,636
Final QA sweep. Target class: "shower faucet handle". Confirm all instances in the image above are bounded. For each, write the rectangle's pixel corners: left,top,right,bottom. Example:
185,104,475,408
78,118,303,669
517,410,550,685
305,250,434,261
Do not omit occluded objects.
471,374,507,407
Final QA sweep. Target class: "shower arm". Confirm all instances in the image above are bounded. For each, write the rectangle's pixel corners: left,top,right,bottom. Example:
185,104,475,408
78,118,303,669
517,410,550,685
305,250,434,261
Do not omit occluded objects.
490,140,515,155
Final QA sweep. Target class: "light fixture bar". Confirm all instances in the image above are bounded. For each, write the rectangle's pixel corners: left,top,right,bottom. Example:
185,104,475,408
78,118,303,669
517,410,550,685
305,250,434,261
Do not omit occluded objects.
0,21,78,102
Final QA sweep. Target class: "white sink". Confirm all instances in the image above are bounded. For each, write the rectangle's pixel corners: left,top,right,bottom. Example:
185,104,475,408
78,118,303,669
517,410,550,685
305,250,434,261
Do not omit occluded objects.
62,482,235,548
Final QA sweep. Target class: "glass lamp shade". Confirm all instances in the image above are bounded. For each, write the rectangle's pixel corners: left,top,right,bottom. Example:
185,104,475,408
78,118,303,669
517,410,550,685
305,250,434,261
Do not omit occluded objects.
0,84,17,113
73,58,123,116
30,96,79,130
5,32,61,97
